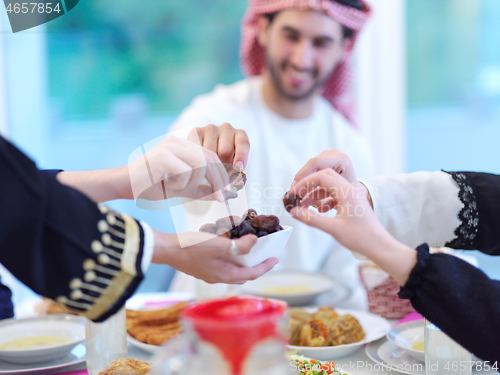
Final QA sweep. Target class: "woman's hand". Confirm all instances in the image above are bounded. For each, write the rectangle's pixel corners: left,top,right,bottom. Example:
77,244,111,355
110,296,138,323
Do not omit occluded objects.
291,149,372,212
128,135,230,202
288,169,416,285
153,232,278,284
290,169,382,252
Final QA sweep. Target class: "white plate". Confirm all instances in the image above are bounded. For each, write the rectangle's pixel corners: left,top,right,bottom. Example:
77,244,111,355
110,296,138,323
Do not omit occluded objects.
366,338,424,375
0,315,85,364
126,335,161,354
0,343,86,374
126,292,192,353
241,272,348,306
386,321,425,362
286,308,391,360
366,339,497,375
126,292,193,310
232,226,293,267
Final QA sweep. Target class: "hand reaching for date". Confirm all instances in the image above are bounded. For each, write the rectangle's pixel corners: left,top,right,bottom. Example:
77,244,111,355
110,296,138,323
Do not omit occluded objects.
128,135,230,202
187,123,250,172
291,149,371,212
288,169,396,258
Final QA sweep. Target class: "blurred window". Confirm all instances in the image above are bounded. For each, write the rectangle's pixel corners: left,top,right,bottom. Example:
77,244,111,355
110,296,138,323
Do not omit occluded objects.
407,0,500,173
406,0,500,278
47,1,246,122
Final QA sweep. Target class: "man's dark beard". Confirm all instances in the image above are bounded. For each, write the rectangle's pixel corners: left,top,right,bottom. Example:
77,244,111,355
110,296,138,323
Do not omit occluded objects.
266,57,332,102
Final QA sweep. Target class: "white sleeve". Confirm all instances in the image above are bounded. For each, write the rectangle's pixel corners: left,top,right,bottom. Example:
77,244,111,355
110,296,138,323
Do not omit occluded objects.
139,221,154,273
359,171,463,249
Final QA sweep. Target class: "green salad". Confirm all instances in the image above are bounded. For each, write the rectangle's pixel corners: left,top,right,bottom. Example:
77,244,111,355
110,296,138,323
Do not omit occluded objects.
291,358,347,375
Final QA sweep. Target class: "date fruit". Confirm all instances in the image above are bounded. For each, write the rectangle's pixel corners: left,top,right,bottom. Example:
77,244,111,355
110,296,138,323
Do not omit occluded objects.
283,191,302,213
216,228,230,238
199,223,218,234
242,208,257,221
250,215,280,232
216,215,243,230
229,170,247,190
238,221,258,237
223,186,239,200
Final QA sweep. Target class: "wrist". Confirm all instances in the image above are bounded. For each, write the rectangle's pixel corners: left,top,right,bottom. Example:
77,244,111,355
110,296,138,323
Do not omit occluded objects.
369,237,417,286
151,231,178,266
114,165,133,200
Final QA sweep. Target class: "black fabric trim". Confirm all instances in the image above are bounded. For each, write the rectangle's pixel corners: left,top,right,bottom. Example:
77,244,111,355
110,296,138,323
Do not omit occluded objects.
443,171,479,250
398,244,430,300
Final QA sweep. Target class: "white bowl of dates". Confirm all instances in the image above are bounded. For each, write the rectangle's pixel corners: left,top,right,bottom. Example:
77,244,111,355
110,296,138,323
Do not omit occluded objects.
199,209,292,267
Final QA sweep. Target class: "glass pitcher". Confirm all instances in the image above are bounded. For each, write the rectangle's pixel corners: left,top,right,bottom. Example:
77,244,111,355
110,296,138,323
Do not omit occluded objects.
151,296,290,375
85,306,128,375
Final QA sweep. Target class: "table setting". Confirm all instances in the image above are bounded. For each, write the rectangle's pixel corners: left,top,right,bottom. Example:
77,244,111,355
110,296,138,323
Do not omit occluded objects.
1,288,498,375
0,223,497,375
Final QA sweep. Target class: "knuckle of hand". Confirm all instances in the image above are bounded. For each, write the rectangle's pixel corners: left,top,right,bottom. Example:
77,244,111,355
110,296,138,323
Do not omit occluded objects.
236,129,249,139
218,148,233,159
237,138,250,149
220,122,233,130
205,124,217,134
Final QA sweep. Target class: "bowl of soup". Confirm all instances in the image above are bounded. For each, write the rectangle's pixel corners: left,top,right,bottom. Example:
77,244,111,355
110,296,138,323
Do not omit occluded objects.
241,271,334,306
386,320,425,362
0,314,85,364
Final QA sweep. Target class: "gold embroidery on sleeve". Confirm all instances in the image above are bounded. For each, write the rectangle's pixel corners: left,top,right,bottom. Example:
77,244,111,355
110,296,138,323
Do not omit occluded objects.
57,208,143,321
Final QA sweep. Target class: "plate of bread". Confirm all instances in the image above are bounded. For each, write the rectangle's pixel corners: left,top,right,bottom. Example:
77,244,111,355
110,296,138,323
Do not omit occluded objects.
126,298,190,353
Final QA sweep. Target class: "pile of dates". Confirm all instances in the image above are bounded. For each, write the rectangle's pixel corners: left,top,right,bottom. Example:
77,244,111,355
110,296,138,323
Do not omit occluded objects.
199,209,284,238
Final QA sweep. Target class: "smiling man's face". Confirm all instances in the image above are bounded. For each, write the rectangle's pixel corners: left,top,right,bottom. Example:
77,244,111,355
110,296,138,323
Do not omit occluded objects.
258,9,347,102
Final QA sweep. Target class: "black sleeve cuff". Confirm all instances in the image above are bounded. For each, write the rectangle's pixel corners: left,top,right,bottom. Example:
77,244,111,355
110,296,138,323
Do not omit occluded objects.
398,243,430,300
42,169,64,178
443,171,500,255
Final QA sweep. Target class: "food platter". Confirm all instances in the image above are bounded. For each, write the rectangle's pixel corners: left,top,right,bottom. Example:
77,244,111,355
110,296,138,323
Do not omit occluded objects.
286,307,391,360
125,292,193,310
126,292,192,354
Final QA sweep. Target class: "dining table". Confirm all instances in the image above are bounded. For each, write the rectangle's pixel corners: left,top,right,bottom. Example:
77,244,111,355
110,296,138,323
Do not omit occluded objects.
41,307,499,375
18,262,500,375
43,336,500,375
